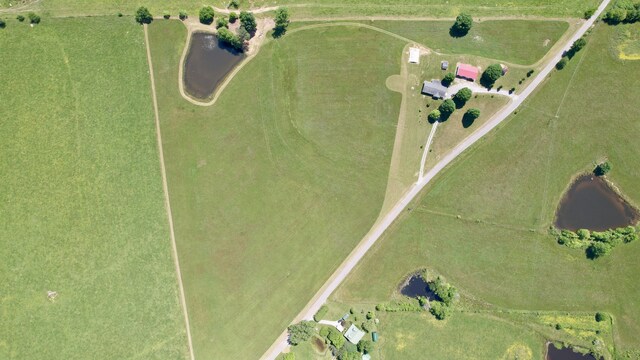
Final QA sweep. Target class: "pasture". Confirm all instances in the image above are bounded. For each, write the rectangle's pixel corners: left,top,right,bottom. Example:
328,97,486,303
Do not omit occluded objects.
148,21,405,359
0,17,188,359
334,21,640,356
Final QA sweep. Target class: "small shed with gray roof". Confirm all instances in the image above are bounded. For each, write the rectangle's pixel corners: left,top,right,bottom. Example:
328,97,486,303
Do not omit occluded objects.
421,80,448,99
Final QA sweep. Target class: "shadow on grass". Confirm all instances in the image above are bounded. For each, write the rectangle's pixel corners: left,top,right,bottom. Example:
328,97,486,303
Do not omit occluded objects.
462,113,476,128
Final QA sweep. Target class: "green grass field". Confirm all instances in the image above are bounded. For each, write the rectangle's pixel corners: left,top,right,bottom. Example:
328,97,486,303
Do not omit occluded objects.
148,21,406,359
0,17,188,359
0,0,598,18
334,21,640,356
365,20,570,65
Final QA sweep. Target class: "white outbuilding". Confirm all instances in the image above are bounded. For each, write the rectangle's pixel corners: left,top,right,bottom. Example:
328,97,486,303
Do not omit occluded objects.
408,47,420,64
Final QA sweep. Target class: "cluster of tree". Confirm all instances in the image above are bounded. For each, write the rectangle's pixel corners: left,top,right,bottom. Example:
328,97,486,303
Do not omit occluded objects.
199,6,215,25
556,37,587,70
217,27,245,51
450,12,473,37
480,64,503,88
603,2,640,25
318,326,345,349
428,277,458,320
319,325,374,360
135,7,152,24
287,320,316,345
273,7,290,37
428,88,477,125
594,161,611,176
554,226,638,259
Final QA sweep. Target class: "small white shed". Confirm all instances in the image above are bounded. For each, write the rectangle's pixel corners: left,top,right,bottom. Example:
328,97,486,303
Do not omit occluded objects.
408,47,420,64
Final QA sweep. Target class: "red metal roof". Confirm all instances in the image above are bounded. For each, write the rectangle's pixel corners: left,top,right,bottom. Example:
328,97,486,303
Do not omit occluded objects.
456,63,479,81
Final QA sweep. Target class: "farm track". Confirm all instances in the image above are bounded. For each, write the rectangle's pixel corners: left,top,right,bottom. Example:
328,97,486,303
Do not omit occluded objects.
144,24,195,360
260,0,612,358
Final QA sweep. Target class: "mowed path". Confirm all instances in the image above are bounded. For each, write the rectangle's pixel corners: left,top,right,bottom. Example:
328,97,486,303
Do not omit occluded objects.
261,0,611,358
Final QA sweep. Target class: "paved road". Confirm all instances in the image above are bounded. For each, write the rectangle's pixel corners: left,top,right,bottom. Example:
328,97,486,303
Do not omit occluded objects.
261,1,611,358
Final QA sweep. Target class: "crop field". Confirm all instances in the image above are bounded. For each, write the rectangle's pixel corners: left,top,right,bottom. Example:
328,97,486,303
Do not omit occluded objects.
0,0,598,18
148,21,408,359
0,17,188,359
333,21,640,356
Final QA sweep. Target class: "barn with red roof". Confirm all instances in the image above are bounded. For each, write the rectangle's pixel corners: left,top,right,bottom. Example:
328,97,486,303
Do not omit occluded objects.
456,63,479,81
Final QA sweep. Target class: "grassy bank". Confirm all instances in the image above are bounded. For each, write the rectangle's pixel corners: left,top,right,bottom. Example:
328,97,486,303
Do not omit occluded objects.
148,21,404,358
0,17,188,359
334,21,640,356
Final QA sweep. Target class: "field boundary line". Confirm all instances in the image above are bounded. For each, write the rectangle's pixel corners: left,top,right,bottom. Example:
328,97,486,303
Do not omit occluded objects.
144,24,195,360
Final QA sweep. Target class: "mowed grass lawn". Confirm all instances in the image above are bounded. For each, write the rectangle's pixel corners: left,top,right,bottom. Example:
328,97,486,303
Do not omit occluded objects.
334,22,640,355
368,20,570,65
148,22,405,358
3,0,597,18
0,18,188,359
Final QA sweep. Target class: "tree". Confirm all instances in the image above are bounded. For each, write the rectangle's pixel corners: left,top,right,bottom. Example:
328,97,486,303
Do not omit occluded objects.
428,109,441,123
229,12,238,23
584,8,596,19
480,64,503,88
229,0,239,9
216,17,229,29
555,57,568,70
429,301,451,320
237,26,251,42
134,7,151,24
567,37,587,58
0,19,5,29
441,72,455,87
199,6,215,25
604,8,627,24
451,12,473,37
462,108,480,127
240,11,257,34
163,12,170,19
287,321,316,345
438,99,455,117
429,277,457,306
452,87,472,108
366,311,374,320
217,27,244,51
28,12,41,24
595,312,606,322
357,340,374,354
327,327,345,349
587,242,612,259
273,7,290,37
594,161,611,176
179,11,188,20
16,15,25,22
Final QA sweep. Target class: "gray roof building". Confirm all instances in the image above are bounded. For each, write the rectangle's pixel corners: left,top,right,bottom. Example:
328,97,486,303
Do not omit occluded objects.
421,80,448,99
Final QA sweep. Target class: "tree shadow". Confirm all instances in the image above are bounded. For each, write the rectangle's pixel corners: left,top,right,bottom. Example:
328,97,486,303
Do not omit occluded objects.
449,26,468,38
462,113,475,128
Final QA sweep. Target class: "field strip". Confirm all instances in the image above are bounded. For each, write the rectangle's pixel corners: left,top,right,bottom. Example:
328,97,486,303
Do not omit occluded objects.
144,24,195,360
419,122,439,179
260,0,611,358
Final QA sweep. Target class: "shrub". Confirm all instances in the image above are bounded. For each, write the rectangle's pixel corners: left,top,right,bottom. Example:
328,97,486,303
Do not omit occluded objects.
237,26,250,42
361,319,375,332
216,17,229,29
555,323,563,330
217,27,244,50
594,161,611,176
584,8,596,19
576,229,590,240
480,64,503,87
327,327,345,349
438,99,456,117
288,321,316,345
587,242,612,259
556,57,568,70
429,277,457,306
429,301,451,320
357,339,374,354
366,311,374,320
179,11,187,20
595,312,606,322
378,300,422,312
199,6,215,25
527,69,534,77
240,11,257,33
229,0,239,9
17,15,25,22
28,12,41,24
452,87,472,108
319,326,330,338
229,12,238,23
451,12,472,37
274,7,290,36
0,19,5,28
441,72,455,87
337,349,360,360
117,12,123,17
314,305,328,322
134,7,151,24
163,12,170,19
624,233,638,243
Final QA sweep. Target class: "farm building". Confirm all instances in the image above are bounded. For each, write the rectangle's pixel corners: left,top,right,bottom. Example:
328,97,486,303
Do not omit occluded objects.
344,324,366,344
408,47,420,64
456,63,479,81
421,80,448,99
441,60,449,70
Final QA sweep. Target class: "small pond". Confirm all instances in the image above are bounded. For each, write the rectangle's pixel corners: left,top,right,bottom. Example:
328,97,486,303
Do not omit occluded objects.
183,32,245,100
400,274,437,300
554,174,639,231
546,343,599,360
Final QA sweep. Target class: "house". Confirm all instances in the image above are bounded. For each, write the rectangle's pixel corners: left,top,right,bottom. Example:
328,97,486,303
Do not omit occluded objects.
408,47,420,64
456,63,479,81
421,80,448,99
441,60,449,70
344,324,366,344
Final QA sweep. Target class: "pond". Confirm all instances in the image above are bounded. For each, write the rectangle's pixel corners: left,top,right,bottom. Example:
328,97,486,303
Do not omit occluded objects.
554,174,639,231
546,343,599,360
400,274,437,300
183,32,245,100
